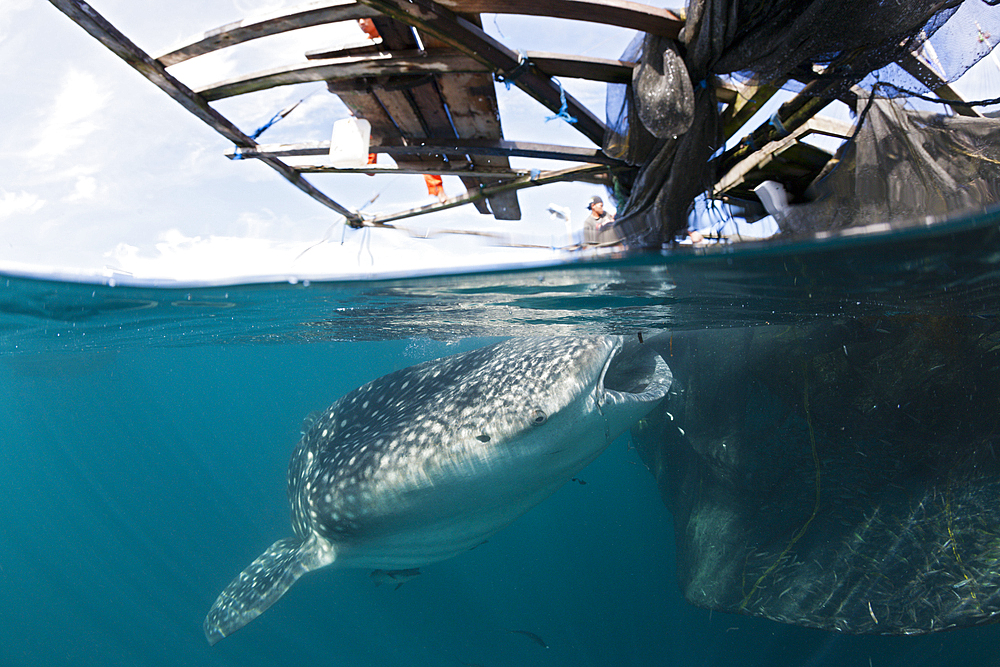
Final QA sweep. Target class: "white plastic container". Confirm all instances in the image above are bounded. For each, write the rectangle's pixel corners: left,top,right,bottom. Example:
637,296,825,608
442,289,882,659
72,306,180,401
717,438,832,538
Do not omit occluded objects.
328,117,372,168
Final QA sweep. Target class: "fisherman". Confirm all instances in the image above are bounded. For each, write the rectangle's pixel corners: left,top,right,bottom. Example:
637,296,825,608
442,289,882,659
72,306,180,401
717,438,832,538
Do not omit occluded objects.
583,196,619,245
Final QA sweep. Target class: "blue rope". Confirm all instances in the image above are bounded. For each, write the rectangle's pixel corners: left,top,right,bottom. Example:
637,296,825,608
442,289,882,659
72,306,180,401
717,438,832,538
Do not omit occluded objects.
250,108,289,140
232,98,306,159
545,79,578,125
768,112,789,138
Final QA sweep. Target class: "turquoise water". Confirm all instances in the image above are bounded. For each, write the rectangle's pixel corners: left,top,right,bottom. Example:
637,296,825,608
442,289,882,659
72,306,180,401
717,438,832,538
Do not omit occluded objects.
2,209,1000,667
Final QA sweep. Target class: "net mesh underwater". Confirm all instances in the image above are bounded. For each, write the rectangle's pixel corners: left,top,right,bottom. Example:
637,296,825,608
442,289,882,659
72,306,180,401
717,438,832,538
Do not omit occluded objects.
632,312,1000,634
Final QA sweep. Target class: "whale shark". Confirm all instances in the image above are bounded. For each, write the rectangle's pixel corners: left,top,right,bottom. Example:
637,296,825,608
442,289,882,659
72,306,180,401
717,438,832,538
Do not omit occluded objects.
204,336,671,644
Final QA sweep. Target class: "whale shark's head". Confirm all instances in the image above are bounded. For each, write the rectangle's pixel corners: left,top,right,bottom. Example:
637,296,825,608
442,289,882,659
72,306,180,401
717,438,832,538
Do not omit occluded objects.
426,336,671,469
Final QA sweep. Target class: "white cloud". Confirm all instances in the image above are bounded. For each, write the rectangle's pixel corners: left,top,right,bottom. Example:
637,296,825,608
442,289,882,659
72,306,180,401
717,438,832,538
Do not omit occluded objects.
165,49,239,90
64,175,99,202
0,190,45,218
93,223,571,284
30,69,110,161
0,0,32,45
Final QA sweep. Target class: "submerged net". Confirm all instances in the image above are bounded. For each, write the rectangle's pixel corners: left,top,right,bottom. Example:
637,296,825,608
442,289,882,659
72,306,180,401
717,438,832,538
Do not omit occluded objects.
605,0,1000,244
634,315,1000,634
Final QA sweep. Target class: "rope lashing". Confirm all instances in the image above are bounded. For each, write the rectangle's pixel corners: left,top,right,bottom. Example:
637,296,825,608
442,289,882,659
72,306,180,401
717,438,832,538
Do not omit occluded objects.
496,51,531,90
545,79,578,125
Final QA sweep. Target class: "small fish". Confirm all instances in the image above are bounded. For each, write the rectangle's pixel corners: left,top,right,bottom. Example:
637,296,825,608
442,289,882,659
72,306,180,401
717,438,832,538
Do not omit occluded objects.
370,568,421,590
510,629,549,649
570,477,587,485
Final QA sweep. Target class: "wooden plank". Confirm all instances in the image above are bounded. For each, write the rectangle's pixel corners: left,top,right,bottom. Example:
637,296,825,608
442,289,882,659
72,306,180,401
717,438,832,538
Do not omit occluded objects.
295,164,534,176
48,0,360,223
196,51,487,101
714,116,853,195
897,52,980,118
434,73,501,139
318,51,634,83
360,16,500,211
235,138,624,164
720,82,781,141
356,0,608,146
716,79,837,178
434,0,682,38
305,38,382,60
524,52,633,84
155,0,382,66
364,164,612,225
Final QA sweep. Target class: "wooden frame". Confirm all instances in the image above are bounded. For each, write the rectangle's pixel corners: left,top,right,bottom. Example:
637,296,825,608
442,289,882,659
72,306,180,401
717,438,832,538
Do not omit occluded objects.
197,52,487,101
231,138,624,165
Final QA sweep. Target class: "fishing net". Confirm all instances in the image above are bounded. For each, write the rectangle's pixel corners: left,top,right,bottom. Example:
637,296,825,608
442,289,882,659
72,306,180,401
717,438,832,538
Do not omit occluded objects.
605,0,1000,244
773,94,1000,235
634,316,1000,633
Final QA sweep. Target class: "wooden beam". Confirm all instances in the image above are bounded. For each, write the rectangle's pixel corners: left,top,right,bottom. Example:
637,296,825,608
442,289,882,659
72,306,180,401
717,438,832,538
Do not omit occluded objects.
714,116,854,195
356,0,608,146
317,50,634,82
720,82,782,141
299,163,613,185
305,38,382,60
525,52,633,84
897,52,980,118
234,138,624,164
363,163,612,225
716,79,838,178
196,51,487,101
49,0,360,223
155,0,382,66
295,164,534,176
434,0,682,38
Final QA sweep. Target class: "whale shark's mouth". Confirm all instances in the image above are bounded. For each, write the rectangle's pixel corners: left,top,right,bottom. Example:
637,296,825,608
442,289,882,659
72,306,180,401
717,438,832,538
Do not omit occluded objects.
600,337,672,407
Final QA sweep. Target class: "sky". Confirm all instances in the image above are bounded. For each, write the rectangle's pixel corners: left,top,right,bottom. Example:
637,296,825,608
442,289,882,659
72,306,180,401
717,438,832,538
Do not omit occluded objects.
1,0,998,285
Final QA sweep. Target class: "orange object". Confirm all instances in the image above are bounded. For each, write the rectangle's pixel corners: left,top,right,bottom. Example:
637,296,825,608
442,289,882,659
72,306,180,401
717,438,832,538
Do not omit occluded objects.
367,153,377,165
424,174,446,201
359,18,380,40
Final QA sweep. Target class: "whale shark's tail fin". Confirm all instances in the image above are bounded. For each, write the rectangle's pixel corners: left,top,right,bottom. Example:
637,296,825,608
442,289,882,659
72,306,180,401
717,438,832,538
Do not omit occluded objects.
204,534,336,645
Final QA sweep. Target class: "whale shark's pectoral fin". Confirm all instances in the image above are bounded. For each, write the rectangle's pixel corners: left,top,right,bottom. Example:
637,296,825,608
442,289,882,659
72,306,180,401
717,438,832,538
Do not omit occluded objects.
204,535,335,645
